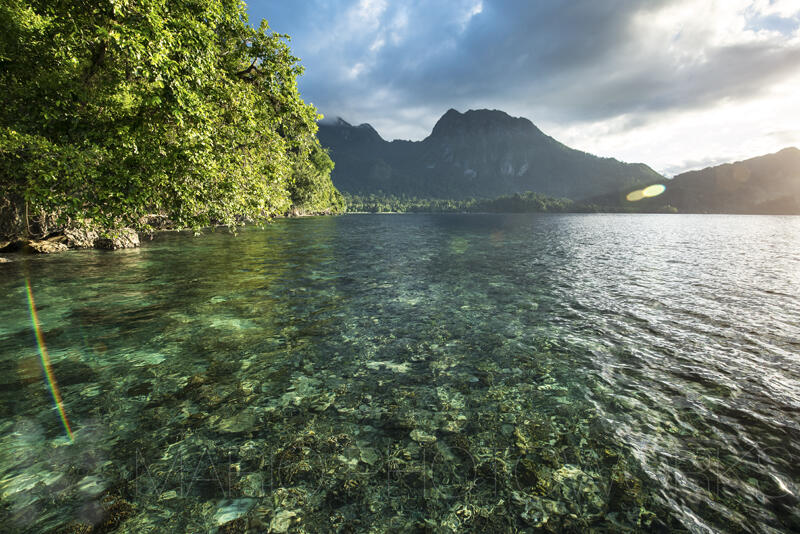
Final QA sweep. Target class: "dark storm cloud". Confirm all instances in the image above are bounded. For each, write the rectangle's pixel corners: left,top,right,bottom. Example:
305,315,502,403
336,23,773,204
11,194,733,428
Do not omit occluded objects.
250,0,800,140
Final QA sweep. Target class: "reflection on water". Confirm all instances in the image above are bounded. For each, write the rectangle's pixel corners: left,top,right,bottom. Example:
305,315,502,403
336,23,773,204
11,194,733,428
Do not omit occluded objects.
1,214,799,532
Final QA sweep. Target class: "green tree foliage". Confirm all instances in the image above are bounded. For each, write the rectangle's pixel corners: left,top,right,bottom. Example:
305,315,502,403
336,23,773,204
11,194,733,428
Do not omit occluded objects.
0,0,342,235
290,144,344,214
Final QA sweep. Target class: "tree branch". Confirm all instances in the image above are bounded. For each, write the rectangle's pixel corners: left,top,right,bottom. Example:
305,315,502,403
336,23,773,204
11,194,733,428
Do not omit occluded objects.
235,58,259,78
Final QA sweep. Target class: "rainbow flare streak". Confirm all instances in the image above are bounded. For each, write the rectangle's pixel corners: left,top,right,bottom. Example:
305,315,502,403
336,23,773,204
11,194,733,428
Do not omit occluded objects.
25,278,74,442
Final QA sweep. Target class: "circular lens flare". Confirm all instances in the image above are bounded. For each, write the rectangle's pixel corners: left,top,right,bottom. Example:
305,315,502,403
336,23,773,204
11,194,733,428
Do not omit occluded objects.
642,184,666,197
626,190,645,202
626,184,666,202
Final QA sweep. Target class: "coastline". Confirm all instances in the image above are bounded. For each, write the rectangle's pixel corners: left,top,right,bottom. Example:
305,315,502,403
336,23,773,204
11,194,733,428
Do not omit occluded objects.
0,208,341,260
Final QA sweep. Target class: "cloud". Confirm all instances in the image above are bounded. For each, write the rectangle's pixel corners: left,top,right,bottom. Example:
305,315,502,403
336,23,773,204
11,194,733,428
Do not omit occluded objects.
250,0,800,173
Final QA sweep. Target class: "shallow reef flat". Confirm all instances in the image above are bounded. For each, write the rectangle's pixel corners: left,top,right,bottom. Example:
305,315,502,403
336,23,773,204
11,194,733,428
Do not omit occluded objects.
1,214,799,533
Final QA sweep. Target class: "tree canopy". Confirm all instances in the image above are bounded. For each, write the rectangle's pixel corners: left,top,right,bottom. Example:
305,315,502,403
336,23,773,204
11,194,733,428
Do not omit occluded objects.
0,0,342,236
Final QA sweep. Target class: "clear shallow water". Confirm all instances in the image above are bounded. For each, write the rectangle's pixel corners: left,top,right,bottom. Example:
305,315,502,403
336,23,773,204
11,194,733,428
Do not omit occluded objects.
1,213,799,533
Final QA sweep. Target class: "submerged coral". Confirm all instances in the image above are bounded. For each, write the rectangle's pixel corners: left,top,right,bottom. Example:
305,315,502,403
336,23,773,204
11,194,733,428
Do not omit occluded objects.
2,215,798,533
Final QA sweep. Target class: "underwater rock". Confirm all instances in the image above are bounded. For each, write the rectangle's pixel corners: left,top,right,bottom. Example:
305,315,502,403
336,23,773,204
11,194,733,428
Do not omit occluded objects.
311,392,336,412
207,357,242,378
366,360,411,373
240,473,267,497
213,499,256,525
358,445,380,466
238,440,263,462
552,464,605,516
439,415,467,433
437,386,466,411
76,475,106,498
216,408,257,433
277,375,336,412
410,429,437,444
126,381,153,397
337,453,360,469
269,509,297,533
240,380,257,395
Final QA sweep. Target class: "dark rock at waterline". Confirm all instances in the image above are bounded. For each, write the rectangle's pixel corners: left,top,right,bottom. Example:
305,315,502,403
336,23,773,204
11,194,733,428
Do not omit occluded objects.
0,227,140,253
0,239,22,252
25,238,69,254
0,237,68,254
141,214,173,230
63,228,99,249
94,228,140,250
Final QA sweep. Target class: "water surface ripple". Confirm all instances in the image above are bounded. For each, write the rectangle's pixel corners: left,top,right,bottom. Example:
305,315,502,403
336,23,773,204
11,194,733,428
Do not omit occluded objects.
1,214,799,533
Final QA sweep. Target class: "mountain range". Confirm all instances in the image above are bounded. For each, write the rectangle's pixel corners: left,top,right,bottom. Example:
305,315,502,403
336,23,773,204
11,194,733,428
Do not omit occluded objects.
317,109,662,200
597,147,800,214
318,108,800,214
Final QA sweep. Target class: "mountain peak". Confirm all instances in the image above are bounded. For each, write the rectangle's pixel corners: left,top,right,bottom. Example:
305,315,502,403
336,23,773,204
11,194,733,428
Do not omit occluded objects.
318,116,352,128
429,108,540,138
356,122,379,133
319,116,380,134
318,106,662,200
317,116,385,146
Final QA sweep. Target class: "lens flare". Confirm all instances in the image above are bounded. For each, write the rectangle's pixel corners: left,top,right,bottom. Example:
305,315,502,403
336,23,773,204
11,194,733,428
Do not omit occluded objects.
642,184,666,197
25,278,74,442
626,184,666,202
626,189,645,202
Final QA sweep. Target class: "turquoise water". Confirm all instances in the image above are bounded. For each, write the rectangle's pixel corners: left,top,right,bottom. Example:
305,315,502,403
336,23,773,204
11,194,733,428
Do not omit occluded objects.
1,213,799,533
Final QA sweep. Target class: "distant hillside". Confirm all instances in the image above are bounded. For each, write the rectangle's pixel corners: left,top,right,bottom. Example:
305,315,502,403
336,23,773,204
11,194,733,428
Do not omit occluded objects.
592,148,800,214
318,109,663,200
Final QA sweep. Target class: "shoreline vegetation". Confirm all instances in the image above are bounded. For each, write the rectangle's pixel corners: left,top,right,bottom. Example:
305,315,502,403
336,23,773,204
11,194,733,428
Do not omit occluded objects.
8,182,796,260
0,206,339,258
342,192,678,215
0,187,708,260
0,187,681,259
0,0,344,254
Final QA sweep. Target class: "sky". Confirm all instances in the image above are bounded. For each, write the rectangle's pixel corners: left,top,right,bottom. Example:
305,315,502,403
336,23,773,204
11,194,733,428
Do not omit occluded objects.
248,0,800,176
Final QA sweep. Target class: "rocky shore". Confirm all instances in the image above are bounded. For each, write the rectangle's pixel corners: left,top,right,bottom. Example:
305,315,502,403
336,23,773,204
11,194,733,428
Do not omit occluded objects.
0,227,141,256
0,199,143,259
0,208,336,262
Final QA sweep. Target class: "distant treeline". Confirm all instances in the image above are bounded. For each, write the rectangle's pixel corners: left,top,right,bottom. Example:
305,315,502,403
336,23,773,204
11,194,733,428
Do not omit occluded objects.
344,192,572,213
344,192,678,214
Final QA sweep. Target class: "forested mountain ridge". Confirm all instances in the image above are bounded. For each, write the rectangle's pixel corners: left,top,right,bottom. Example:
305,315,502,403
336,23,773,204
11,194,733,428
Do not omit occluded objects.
589,147,800,214
318,109,663,200
661,147,800,213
